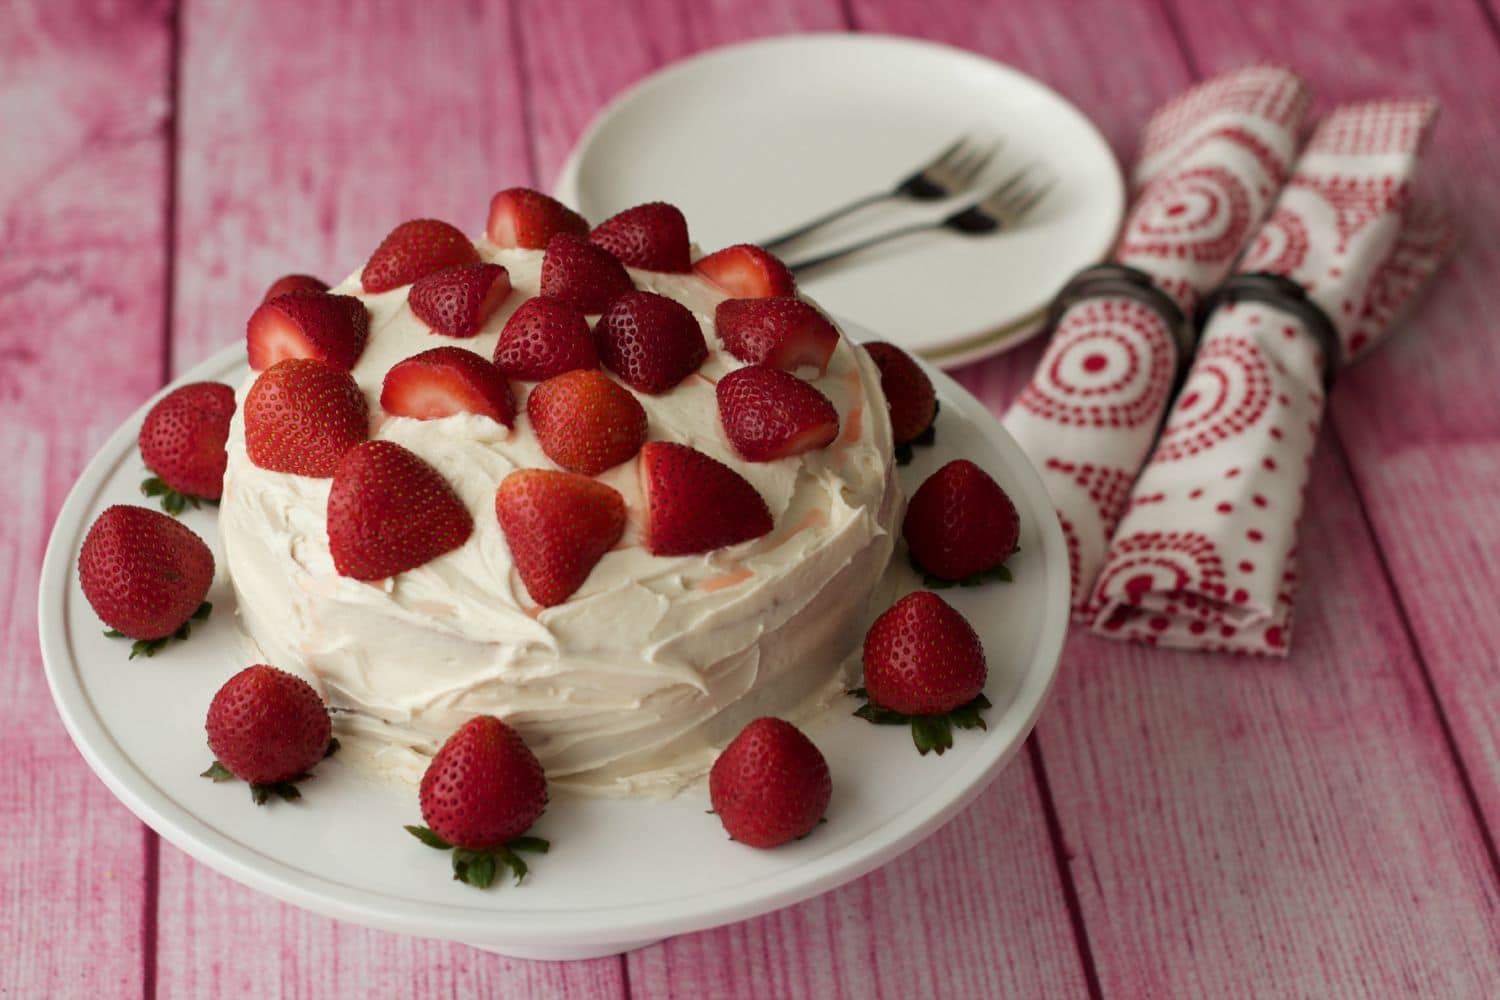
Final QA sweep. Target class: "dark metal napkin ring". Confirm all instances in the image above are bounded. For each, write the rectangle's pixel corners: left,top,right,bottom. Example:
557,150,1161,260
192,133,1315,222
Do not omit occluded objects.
1197,271,1342,388
1043,263,1195,371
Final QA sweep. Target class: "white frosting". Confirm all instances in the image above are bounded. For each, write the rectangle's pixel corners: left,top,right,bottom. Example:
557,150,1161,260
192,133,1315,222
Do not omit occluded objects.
220,242,899,796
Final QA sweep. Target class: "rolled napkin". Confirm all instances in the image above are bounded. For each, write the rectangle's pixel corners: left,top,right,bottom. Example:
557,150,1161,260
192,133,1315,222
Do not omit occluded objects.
1089,100,1454,654
1003,65,1310,615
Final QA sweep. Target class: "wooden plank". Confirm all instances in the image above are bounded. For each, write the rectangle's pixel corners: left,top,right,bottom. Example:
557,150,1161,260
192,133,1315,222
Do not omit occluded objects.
519,1,1092,995
1168,0,1500,859
852,0,1500,993
627,763,1091,998
160,1,624,993
0,1,175,996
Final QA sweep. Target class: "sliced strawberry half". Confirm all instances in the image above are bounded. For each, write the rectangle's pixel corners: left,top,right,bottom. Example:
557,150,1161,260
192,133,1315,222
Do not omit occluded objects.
496,469,626,607
381,347,515,427
247,291,370,372
589,202,691,272
361,219,480,294
539,233,634,313
327,440,474,580
526,369,646,476
717,365,839,462
639,442,772,556
261,274,328,302
595,290,707,394
409,262,511,338
487,187,590,250
493,296,597,381
714,297,839,374
694,244,796,298
244,358,369,477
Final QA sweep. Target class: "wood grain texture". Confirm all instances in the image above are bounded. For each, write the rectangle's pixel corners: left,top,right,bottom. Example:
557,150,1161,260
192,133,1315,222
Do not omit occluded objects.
159,2,623,995
855,0,1500,994
626,762,1091,998
519,0,1091,994
1166,0,1500,863
0,1,175,996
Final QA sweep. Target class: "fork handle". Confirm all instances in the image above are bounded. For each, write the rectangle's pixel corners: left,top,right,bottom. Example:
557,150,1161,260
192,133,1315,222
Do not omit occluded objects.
758,191,894,251
785,220,942,275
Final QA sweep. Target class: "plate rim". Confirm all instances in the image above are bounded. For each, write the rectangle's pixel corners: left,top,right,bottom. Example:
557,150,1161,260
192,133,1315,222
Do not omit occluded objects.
552,31,1124,368
38,328,1069,951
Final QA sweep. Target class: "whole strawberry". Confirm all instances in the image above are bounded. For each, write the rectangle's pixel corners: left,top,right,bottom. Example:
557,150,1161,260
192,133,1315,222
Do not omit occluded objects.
326,441,474,580
539,233,634,313
408,262,512,338
496,469,626,607
138,381,236,511
526,369,646,476
595,290,707,394
709,717,831,848
856,591,989,755
243,358,369,477
362,219,480,293
589,201,691,272
407,716,550,888
79,505,214,656
493,296,598,381
903,459,1019,584
863,341,936,455
717,364,839,462
202,665,335,804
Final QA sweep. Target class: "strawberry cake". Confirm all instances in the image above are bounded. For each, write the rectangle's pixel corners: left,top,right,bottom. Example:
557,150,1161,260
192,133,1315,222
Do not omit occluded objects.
217,193,901,796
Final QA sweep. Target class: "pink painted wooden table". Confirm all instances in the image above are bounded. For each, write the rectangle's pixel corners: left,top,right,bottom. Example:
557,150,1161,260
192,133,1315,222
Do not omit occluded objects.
5,0,1498,995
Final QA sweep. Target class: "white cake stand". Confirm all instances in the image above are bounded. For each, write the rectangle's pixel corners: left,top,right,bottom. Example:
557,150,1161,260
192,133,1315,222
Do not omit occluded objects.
37,320,1068,960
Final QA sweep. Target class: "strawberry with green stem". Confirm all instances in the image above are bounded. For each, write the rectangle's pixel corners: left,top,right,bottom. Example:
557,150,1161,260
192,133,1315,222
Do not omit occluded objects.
405,716,550,888
853,591,991,755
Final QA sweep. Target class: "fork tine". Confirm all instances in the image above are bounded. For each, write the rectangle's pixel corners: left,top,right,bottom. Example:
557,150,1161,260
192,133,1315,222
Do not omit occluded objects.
956,141,1002,184
924,133,972,172
1009,179,1054,216
981,167,1032,206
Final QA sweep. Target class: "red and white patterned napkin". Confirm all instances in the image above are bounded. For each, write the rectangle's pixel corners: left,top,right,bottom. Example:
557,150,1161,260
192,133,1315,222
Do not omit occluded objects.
1089,100,1454,654
1003,66,1310,615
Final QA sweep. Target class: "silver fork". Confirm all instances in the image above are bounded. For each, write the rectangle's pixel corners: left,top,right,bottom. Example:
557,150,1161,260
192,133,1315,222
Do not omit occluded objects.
785,168,1051,275
759,134,1001,251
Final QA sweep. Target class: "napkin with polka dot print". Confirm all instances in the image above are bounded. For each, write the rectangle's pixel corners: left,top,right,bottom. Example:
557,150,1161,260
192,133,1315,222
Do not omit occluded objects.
1089,100,1453,654
1002,65,1310,616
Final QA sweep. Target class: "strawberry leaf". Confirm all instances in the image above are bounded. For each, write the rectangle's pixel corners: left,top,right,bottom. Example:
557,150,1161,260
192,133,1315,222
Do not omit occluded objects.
248,780,303,805
200,761,235,782
412,833,548,889
496,847,528,884
107,602,213,660
140,474,213,517
405,825,452,850
911,716,953,755
452,849,497,889
849,689,992,755
323,737,341,759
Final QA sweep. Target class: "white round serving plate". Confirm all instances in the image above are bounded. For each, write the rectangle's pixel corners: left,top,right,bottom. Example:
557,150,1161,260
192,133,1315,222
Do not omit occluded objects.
554,34,1124,367
38,323,1069,961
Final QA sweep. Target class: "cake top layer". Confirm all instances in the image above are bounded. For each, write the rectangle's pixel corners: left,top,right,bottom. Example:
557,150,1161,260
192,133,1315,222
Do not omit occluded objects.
223,237,894,657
